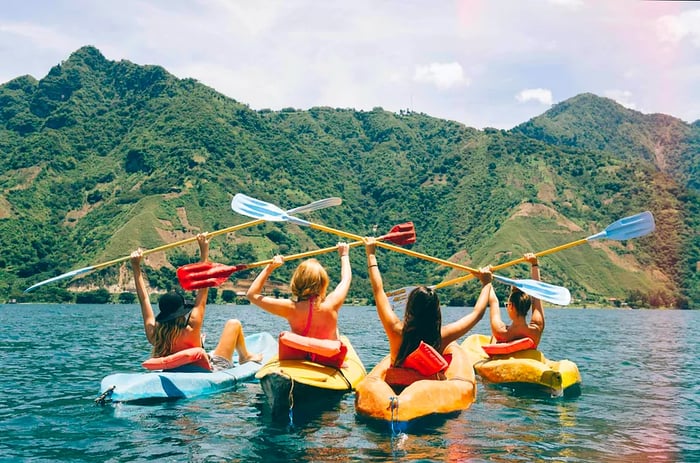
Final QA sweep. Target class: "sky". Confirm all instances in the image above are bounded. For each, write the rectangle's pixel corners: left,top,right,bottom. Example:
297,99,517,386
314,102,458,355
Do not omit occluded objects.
1,0,699,130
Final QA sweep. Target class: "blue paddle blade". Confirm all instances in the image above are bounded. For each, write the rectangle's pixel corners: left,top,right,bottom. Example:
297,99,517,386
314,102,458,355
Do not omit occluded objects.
587,211,655,241
231,194,286,221
287,197,342,215
231,194,311,226
386,285,419,312
24,266,96,292
493,275,572,306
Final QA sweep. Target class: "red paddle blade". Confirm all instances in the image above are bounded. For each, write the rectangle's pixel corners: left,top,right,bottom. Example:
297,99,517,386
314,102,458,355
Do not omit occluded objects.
382,222,416,245
177,262,247,291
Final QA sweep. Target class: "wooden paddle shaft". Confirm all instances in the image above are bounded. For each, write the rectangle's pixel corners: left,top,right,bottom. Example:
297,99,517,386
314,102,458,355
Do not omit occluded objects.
246,241,364,269
245,227,411,268
435,237,590,289
307,222,483,274
90,219,266,272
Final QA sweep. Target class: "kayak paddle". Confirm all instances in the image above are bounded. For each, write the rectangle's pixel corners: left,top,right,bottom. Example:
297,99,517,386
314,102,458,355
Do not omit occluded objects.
385,210,655,308
385,275,572,311
177,222,416,290
24,197,342,292
432,210,656,290
231,194,571,305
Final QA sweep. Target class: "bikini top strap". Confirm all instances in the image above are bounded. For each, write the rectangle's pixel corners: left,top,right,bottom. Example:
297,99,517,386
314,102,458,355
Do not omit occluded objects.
301,296,315,336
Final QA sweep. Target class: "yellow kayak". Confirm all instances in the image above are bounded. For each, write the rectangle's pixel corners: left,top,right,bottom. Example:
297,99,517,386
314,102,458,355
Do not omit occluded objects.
255,335,366,417
462,334,582,398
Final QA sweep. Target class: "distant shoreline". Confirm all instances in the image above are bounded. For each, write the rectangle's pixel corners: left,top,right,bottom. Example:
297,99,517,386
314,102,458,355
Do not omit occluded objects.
1,302,680,310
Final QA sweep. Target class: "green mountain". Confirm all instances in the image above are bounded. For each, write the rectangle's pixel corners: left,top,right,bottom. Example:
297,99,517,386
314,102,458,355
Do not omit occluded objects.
1,46,698,308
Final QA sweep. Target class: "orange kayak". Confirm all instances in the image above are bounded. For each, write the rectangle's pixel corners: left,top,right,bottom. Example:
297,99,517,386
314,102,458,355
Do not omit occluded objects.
355,341,479,431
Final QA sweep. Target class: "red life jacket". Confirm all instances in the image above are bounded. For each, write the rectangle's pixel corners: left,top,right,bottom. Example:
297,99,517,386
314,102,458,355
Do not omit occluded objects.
385,341,450,388
482,337,536,357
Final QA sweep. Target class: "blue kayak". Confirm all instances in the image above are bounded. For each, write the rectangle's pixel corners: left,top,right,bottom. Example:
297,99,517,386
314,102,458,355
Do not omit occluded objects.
98,332,278,403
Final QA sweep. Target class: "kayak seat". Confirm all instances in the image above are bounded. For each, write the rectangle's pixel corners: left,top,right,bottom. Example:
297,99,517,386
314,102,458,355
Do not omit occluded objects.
141,347,213,372
385,367,446,389
278,331,348,368
482,337,536,357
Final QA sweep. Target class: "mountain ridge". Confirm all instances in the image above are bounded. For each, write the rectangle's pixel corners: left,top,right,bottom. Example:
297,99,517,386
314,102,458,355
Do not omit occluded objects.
1,46,697,309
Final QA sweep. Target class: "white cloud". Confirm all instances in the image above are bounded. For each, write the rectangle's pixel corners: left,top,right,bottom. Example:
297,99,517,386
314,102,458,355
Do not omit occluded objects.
604,90,637,110
656,9,700,47
546,0,584,10
413,62,469,90
0,21,80,52
515,88,553,105
1,1,699,129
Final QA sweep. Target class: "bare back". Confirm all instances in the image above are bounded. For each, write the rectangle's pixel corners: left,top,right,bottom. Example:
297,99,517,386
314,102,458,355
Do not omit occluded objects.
168,324,205,352
489,254,544,348
247,246,351,341
497,319,543,347
287,298,339,340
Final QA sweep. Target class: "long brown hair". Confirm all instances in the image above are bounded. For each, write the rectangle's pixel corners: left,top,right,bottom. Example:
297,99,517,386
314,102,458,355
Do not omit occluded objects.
151,315,189,357
508,287,532,317
395,286,442,367
290,258,329,302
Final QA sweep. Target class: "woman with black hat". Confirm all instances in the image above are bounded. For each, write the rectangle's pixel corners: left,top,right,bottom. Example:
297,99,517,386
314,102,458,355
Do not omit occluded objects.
130,233,262,370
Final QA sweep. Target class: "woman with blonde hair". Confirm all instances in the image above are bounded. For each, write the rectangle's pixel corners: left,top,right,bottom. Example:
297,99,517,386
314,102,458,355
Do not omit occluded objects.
246,243,351,357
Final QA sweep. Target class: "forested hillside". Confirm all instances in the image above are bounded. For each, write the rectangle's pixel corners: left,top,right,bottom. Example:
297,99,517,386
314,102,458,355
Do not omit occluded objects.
1,46,697,308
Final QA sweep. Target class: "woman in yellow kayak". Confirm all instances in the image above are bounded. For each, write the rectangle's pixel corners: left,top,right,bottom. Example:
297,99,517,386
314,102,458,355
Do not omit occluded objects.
130,233,262,370
246,243,352,363
488,253,545,348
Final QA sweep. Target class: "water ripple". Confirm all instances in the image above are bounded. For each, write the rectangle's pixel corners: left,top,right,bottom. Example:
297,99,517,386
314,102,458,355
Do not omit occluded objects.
1,304,698,462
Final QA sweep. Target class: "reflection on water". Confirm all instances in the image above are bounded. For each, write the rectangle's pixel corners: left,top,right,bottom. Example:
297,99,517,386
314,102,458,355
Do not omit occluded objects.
1,304,698,462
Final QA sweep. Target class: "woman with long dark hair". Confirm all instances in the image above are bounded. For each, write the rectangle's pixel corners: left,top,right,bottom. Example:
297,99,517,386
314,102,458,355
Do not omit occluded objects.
363,237,497,367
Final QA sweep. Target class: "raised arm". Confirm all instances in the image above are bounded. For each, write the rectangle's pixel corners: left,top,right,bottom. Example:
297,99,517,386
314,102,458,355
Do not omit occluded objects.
323,242,352,309
364,237,402,357
188,233,210,329
525,253,544,337
489,268,509,341
442,267,496,346
130,249,156,344
246,255,291,317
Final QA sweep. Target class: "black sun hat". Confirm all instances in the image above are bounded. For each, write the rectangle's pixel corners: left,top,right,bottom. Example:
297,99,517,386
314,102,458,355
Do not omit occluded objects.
156,292,194,323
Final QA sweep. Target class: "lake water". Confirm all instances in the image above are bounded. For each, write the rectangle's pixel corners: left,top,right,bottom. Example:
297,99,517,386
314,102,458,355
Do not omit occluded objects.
1,303,698,462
